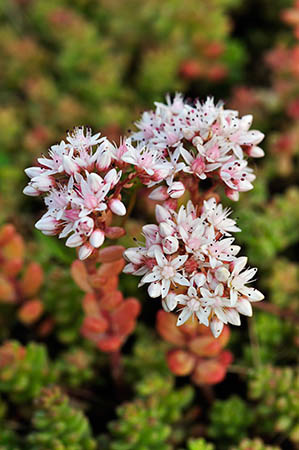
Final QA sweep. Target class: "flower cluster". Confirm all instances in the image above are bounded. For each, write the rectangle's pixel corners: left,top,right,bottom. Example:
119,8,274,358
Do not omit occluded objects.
124,198,264,337
131,94,264,201
24,127,128,260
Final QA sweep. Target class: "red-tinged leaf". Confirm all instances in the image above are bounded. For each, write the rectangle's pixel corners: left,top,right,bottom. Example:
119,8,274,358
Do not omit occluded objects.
167,349,196,376
98,259,125,277
192,359,227,385
105,226,126,239
180,319,201,338
156,310,186,347
0,224,15,246
20,262,44,297
97,335,122,352
81,315,109,334
111,298,140,336
2,235,25,261
0,275,16,303
99,290,123,311
188,336,222,357
90,274,119,291
218,350,234,367
97,246,125,263
18,299,44,324
71,260,92,292
37,318,55,337
82,293,99,316
2,259,23,277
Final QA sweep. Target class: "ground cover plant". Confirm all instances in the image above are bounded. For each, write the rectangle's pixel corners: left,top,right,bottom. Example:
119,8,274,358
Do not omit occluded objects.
0,0,298,449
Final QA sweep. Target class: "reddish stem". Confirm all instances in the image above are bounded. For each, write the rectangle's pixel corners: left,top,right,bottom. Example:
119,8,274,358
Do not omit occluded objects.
253,301,299,324
109,350,124,386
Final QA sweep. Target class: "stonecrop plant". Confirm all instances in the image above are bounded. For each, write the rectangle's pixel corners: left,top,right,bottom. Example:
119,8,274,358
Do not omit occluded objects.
24,94,264,338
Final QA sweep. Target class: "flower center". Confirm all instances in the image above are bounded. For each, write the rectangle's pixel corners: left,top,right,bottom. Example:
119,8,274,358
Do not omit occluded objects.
161,265,176,279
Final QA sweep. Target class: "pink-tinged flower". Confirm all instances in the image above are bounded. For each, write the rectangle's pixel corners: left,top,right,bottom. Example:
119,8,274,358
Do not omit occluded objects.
131,93,264,201
220,159,256,192
24,127,129,260
204,237,240,268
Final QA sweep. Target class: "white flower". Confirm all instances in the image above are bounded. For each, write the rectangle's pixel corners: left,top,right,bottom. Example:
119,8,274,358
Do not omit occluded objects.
227,257,264,306
176,283,209,326
140,249,189,298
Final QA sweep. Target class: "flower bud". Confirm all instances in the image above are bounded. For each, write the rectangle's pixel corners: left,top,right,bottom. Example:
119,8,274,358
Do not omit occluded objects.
148,186,169,201
225,187,239,202
66,233,85,248
246,145,265,158
210,317,224,338
163,292,178,311
25,167,45,178
78,243,94,260
148,282,161,298
23,185,40,196
87,173,104,191
89,229,105,248
35,216,59,234
162,236,179,254
167,181,185,199
192,136,203,147
109,199,126,216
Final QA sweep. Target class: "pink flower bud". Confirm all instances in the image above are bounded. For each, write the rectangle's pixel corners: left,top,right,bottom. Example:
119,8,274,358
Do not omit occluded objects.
89,229,105,248
35,216,59,234
109,199,126,216
162,236,179,254
32,175,54,192
246,145,265,158
148,186,169,201
105,226,126,239
167,181,185,199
